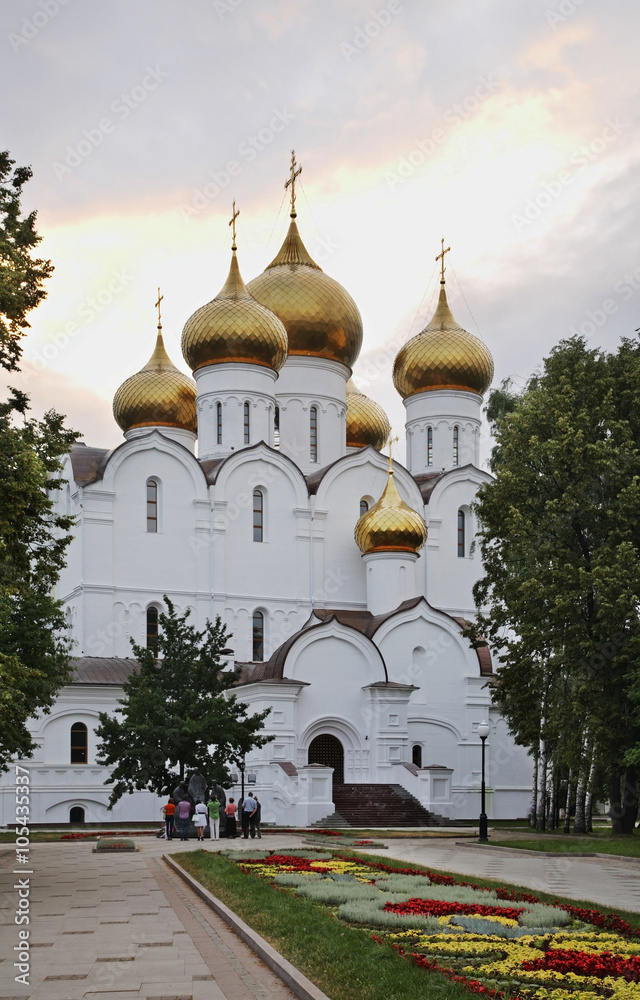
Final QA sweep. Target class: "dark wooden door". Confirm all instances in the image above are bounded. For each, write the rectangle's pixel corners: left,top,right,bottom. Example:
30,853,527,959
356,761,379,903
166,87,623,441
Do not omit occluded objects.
308,734,344,784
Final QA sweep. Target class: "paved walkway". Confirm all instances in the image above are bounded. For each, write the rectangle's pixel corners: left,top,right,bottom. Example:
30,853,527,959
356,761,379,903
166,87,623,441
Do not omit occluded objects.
2,832,639,1000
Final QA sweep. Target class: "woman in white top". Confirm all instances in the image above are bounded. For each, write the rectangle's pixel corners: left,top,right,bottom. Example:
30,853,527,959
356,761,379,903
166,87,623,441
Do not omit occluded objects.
194,799,208,842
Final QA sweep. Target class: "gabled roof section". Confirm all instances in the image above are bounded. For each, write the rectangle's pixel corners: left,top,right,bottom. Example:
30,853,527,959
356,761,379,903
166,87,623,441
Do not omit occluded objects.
71,657,139,685
451,617,494,676
69,443,111,486
313,598,423,639
413,463,487,504
202,440,310,492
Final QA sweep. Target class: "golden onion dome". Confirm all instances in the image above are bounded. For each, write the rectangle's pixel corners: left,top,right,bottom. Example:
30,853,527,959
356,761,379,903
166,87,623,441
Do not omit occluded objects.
181,250,288,373
392,280,494,400
355,468,427,555
246,216,363,368
346,379,391,451
113,327,197,434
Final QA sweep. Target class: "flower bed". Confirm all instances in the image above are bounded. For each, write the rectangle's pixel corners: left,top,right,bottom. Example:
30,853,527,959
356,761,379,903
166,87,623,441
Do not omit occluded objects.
62,830,157,840
228,849,640,999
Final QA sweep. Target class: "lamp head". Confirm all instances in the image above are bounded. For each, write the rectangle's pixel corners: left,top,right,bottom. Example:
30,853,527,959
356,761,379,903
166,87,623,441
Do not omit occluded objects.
477,721,490,740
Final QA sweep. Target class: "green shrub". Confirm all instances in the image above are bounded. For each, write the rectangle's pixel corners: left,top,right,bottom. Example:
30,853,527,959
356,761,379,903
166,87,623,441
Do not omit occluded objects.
297,880,383,905
274,872,324,887
95,837,135,851
518,904,569,927
373,875,433,893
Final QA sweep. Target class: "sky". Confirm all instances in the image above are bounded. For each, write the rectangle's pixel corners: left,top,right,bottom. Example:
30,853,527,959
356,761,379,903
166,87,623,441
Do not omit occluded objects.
2,0,639,464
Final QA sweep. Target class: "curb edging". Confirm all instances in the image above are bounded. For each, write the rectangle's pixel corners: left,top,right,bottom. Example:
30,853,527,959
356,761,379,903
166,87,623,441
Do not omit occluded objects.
163,853,331,1000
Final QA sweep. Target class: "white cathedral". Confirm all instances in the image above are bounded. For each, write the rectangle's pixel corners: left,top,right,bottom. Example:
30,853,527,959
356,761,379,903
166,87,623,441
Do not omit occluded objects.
0,167,532,828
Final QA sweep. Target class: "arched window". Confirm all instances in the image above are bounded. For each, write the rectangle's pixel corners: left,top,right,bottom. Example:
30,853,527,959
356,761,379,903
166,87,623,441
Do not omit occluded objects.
253,489,264,542
453,425,459,466
427,426,433,466
146,478,158,532
252,610,264,660
274,405,280,449
412,744,423,768
70,722,88,764
457,509,465,557
310,406,318,463
69,806,85,824
147,606,159,653
359,499,369,517
216,402,222,445
243,401,250,444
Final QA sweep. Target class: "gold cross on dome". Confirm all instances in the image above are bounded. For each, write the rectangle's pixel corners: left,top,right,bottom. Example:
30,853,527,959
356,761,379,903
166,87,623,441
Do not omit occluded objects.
284,149,302,217
229,200,240,250
387,433,399,473
436,237,451,282
155,287,163,328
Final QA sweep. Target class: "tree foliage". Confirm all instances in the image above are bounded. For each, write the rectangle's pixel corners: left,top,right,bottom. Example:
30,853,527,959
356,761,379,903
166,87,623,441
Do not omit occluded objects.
473,336,640,833
0,152,79,770
95,598,274,806
0,151,54,371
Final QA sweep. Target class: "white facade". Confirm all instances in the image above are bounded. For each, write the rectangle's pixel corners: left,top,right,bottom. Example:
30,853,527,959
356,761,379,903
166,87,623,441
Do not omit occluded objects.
0,228,533,828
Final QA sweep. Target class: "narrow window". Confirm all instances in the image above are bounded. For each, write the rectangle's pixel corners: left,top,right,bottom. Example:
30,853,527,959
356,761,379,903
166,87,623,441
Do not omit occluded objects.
253,489,264,543
69,806,85,824
252,610,264,660
216,402,222,445
146,478,158,533
70,722,88,764
310,406,318,463
412,744,423,768
274,405,280,449
243,401,250,444
147,606,159,653
457,509,465,557
453,425,459,466
427,426,433,466
359,499,369,517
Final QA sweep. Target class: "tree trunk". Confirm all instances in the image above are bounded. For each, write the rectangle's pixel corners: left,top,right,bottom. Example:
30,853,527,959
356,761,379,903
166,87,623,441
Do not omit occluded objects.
584,752,597,834
610,766,639,835
530,754,538,829
546,767,556,831
536,737,547,831
574,767,587,834
563,768,573,834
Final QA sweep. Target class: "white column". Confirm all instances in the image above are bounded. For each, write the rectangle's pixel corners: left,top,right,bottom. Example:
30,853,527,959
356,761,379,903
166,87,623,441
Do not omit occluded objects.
363,550,419,615
195,363,278,460
404,389,482,474
275,357,348,474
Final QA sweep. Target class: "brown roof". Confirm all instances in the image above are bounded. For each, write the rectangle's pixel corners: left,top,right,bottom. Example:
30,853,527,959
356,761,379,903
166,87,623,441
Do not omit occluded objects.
69,443,111,485
199,458,224,484
71,657,139,685
451,617,494,676
413,464,482,504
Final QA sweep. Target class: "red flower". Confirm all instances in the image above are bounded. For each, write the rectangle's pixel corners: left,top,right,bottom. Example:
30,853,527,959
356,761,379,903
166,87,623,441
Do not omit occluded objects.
522,948,640,982
384,898,524,921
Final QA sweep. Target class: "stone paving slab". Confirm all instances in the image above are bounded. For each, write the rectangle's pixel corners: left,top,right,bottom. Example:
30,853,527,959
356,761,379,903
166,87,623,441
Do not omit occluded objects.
2,830,640,1000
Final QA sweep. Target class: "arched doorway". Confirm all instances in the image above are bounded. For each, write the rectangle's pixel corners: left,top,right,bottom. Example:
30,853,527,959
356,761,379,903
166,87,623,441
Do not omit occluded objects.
308,734,344,784
412,744,423,768
69,806,85,824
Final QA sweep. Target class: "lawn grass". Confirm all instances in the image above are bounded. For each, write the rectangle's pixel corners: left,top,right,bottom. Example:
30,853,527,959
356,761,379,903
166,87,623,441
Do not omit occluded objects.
490,834,640,857
176,846,640,1000
177,849,472,1000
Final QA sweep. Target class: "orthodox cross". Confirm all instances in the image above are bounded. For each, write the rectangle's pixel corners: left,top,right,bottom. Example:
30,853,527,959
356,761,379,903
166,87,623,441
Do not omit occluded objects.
155,287,163,328
387,433,399,473
229,200,240,250
284,150,302,217
436,237,451,282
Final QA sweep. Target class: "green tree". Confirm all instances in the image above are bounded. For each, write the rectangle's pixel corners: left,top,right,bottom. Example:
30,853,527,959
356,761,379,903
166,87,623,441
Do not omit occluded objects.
472,336,640,835
95,598,273,806
0,151,54,371
0,152,79,770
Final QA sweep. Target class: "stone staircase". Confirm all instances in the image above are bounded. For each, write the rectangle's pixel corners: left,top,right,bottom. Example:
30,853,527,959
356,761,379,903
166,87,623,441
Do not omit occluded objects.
311,783,453,828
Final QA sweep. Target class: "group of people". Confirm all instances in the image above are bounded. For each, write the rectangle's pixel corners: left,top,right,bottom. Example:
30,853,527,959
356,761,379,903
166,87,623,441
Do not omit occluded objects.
162,791,261,841
223,793,262,839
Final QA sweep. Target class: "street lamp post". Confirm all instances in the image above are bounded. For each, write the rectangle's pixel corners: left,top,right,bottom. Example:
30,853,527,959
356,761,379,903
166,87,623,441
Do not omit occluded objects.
477,721,490,842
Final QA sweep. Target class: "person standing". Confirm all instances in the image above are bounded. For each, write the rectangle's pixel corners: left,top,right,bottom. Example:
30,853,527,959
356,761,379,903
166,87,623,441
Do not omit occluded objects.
207,794,220,840
250,795,261,839
163,798,175,840
176,797,191,841
194,799,208,842
225,797,238,838
242,792,257,839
